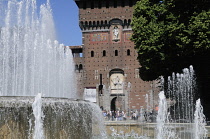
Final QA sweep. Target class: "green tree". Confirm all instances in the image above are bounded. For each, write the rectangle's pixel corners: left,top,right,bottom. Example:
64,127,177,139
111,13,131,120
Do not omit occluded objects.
131,0,210,118
131,0,210,80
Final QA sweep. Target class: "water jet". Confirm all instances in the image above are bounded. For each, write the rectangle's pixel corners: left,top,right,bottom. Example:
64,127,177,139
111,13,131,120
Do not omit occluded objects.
0,0,106,138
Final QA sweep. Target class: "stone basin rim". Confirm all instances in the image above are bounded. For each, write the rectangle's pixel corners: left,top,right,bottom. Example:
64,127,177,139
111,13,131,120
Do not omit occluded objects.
0,96,89,102
0,96,92,108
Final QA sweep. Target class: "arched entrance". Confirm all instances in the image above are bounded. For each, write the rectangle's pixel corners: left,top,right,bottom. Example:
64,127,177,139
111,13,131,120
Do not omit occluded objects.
111,97,117,111
110,97,124,111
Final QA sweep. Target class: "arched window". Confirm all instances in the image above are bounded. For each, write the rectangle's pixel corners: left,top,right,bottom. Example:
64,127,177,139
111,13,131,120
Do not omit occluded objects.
93,21,96,27
127,49,130,56
91,51,94,57
79,64,83,70
103,50,106,56
89,21,92,26
85,21,88,26
115,50,118,56
105,20,108,25
128,19,131,25
124,19,127,26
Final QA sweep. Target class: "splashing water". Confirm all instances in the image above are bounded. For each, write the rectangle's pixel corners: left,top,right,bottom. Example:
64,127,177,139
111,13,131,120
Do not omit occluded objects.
32,93,44,139
194,99,207,139
156,66,208,139
156,91,177,139
0,0,77,98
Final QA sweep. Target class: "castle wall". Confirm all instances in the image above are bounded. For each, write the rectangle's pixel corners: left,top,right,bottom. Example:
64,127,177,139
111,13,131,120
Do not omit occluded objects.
72,0,159,112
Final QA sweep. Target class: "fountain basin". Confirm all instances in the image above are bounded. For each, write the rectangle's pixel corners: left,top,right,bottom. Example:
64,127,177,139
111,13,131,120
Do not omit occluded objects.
0,97,104,139
105,121,210,138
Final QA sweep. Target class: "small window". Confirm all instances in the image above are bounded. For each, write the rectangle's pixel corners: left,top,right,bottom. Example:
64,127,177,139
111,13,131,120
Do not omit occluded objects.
128,19,131,26
91,51,94,57
124,19,127,26
79,64,83,70
105,20,108,25
103,50,106,56
127,49,131,56
115,50,118,56
85,21,88,26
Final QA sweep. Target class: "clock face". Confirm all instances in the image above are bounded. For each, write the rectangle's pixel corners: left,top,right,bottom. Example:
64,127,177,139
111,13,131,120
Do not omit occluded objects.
110,73,124,94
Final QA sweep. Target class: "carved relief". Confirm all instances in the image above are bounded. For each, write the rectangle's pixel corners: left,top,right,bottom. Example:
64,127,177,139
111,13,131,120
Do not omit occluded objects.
110,73,124,94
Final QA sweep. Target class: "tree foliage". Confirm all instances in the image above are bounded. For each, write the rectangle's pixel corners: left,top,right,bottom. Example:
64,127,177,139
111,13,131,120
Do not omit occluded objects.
131,0,210,81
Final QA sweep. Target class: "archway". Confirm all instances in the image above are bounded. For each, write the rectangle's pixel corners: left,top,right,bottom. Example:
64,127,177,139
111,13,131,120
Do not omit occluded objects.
111,97,117,111
111,97,124,111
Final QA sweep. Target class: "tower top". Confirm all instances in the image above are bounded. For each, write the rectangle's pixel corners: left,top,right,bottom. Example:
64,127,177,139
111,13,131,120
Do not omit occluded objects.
74,0,136,9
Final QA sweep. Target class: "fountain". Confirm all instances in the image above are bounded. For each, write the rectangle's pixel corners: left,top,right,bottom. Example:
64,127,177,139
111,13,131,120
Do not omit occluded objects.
108,66,208,139
0,0,106,138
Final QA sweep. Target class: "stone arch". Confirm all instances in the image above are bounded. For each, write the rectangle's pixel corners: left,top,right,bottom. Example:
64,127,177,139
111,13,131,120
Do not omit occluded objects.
111,97,124,111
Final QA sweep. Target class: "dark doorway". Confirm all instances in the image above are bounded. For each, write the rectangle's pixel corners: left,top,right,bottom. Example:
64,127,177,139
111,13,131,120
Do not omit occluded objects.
111,97,117,111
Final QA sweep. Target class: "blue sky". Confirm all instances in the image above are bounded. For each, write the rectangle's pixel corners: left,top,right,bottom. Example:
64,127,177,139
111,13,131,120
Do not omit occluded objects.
50,0,82,46
0,0,82,46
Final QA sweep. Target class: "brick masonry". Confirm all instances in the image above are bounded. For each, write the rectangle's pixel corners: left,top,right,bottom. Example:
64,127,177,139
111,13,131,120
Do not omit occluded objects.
71,0,159,112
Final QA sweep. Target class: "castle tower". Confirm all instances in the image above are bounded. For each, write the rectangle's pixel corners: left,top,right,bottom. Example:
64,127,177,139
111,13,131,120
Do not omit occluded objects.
72,0,158,112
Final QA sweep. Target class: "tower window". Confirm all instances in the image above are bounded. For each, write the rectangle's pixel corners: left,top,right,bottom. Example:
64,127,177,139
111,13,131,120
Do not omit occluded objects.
79,64,83,70
115,50,118,56
91,51,94,57
103,50,106,56
127,49,131,56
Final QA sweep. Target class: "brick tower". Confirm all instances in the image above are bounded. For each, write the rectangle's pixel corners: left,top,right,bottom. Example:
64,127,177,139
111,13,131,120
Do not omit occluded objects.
72,0,159,112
